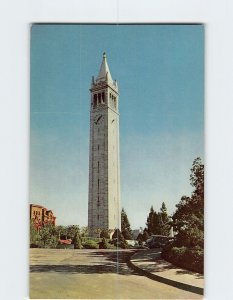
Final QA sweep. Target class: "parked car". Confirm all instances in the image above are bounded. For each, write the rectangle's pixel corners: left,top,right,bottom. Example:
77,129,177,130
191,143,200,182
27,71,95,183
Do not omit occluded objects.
145,235,174,249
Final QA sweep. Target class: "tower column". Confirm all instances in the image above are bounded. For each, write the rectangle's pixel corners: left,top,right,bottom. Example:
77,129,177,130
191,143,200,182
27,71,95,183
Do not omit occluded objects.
88,53,121,237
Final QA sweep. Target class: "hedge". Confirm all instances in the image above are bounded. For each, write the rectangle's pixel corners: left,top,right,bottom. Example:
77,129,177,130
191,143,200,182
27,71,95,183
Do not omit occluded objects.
82,240,99,249
162,245,204,274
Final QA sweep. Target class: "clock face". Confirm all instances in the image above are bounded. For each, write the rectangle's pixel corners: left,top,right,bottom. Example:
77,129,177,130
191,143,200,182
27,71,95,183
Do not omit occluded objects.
94,114,104,125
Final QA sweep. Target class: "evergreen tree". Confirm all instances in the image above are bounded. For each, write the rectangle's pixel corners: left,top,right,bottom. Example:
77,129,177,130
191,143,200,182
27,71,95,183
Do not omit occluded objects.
72,232,82,249
159,202,170,236
101,237,108,249
146,206,155,235
145,203,170,236
142,228,150,241
112,229,127,248
121,208,133,239
136,233,143,246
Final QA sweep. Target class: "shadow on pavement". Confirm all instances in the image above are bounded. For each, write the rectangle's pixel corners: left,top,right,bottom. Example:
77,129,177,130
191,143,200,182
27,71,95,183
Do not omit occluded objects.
30,250,142,276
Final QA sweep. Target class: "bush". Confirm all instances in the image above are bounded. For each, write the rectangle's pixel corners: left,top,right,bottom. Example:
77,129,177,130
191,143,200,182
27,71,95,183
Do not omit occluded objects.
82,240,99,249
56,243,74,249
162,246,204,274
100,229,110,239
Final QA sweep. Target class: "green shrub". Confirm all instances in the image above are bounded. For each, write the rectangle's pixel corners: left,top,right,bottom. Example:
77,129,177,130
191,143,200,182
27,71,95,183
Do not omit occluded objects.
100,229,110,239
56,243,74,249
105,242,117,249
82,240,99,249
162,246,204,274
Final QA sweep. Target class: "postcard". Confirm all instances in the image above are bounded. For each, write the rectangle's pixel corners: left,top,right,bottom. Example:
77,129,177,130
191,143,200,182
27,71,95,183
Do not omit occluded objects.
29,24,204,299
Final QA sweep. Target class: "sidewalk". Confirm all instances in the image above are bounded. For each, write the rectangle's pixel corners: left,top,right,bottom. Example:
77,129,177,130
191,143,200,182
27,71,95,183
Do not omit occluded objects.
129,248,204,295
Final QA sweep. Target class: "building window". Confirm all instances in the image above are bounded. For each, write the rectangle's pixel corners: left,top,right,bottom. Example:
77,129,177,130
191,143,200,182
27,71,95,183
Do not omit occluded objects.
98,144,100,151
98,161,99,173
97,215,99,220
98,93,101,104
93,94,97,108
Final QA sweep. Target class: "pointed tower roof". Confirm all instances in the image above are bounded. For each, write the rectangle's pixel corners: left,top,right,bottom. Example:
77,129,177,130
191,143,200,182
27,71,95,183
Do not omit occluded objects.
97,52,113,82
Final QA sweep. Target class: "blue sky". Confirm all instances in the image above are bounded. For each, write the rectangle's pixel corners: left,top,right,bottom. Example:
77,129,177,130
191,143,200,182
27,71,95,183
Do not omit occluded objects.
30,24,204,229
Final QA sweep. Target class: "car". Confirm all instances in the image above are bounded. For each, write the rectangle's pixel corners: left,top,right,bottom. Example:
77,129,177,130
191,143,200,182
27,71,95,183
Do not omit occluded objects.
145,235,174,249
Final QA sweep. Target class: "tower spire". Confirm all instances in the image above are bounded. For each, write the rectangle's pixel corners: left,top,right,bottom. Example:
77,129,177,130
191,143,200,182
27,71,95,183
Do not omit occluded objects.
97,52,113,82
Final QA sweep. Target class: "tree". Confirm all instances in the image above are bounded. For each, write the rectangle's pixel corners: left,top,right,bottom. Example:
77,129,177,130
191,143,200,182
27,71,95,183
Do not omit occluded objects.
66,225,80,240
56,225,67,240
121,208,133,239
73,232,82,249
94,228,102,238
159,202,170,236
142,228,150,241
173,158,204,248
136,233,143,246
146,206,155,235
40,224,58,248
81,226,89,237
145,203,171,236
112,229,127,249
100,229,110,239
30,220,41,247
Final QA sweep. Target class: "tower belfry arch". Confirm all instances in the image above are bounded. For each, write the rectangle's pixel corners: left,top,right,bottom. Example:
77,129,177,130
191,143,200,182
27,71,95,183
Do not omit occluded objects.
88,53,121,236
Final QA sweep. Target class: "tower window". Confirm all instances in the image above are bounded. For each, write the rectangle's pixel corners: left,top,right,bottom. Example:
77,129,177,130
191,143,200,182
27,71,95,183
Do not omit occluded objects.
98,93,101,104
98,144,100,151
102,92,105,103
98,161,99,173
93,94,97,108
97,215,99,220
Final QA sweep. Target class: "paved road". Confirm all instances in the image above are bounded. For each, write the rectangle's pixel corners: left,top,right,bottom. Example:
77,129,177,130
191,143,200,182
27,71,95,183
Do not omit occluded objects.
30,248,202,299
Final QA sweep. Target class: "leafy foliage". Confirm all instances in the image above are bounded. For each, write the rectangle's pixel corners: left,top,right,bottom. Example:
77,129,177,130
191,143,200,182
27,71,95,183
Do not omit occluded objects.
30,220,41,247
100,229,110,239
162,158,204,274
30,223,80,249
173,157,204,248
40,224,58,248
162,245,204,274
73,233,82,249
82,239,99,249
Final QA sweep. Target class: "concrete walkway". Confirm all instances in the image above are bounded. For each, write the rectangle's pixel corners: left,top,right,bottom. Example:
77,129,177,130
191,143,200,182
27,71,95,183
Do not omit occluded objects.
129,248,204,295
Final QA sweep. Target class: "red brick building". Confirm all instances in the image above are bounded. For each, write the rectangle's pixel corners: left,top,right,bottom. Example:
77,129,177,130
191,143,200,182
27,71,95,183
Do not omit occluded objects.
30,204,56,230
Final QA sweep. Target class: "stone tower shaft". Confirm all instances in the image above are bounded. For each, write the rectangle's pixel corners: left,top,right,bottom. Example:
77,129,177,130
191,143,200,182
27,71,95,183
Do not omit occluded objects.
88,53,121,236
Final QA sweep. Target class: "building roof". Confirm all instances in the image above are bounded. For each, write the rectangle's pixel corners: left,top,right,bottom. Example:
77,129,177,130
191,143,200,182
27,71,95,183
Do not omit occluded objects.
97,52,113,82
30,204,44,209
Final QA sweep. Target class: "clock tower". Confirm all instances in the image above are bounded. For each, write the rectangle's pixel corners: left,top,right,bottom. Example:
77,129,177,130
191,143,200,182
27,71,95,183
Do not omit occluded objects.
88,53,121,236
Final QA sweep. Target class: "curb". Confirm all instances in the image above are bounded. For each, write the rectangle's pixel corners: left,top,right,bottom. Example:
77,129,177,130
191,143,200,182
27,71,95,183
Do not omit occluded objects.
127,253,204,296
